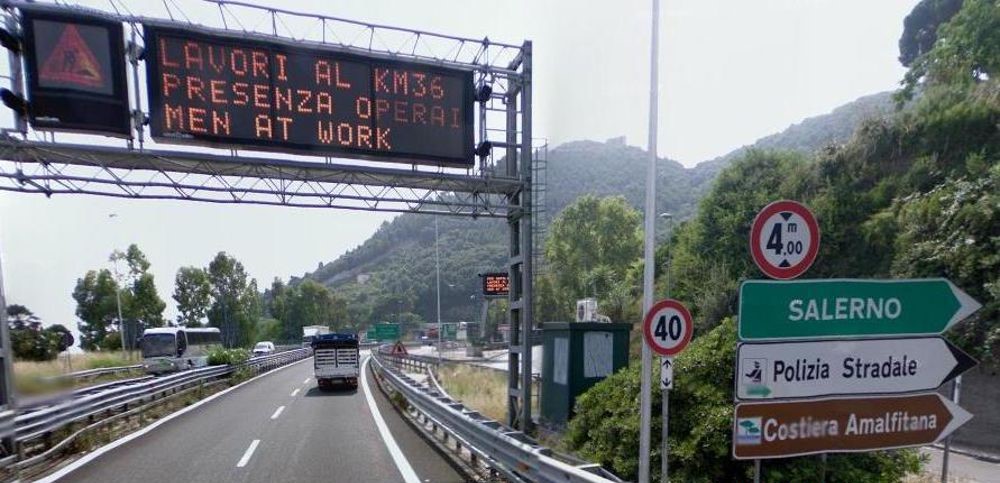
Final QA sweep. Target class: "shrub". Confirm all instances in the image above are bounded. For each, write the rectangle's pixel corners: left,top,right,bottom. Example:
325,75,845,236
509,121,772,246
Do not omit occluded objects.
566,318,923,482
207,347,250,366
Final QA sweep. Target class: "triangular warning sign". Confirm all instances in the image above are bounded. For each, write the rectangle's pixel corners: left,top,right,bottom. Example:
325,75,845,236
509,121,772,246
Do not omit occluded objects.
39,25,104,89
390,341,408,356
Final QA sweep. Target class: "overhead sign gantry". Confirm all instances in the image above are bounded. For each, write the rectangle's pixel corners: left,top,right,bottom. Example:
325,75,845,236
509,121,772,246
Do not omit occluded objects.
0,0,539,458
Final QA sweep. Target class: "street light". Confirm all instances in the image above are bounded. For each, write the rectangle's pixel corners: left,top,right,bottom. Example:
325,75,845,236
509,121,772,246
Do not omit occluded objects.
107,213,129,358
435,216,442,365
109,251,127,359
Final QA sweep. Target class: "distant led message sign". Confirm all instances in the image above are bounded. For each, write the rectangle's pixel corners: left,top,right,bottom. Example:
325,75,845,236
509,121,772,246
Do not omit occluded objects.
144,25,475,166
483,272,510,297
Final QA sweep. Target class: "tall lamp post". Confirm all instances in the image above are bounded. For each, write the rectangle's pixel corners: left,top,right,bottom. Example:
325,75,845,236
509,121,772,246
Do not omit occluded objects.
109,252,127,359
107,213,129,359
639,0,661,481
435,216,442,365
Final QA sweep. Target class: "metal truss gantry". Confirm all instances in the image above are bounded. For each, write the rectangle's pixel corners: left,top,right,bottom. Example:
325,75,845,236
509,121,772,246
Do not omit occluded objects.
0,0,537,461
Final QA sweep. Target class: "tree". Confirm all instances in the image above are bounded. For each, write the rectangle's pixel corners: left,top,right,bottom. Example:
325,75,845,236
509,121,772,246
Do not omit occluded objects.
898,0,964,67
255,317,283,343
7,305,71,361
129,273,166,328
899,0,999,100
545,195,642,309
265,277,288,322
279,279,349,340
567,319,923,482
72,269,120,350
888,162,1000,360
174,267,212,326
108,244,166,346
207,252,260,348
668,150,809,331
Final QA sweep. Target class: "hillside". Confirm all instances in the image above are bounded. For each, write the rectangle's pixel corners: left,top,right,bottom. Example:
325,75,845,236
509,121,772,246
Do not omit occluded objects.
290,90,897,325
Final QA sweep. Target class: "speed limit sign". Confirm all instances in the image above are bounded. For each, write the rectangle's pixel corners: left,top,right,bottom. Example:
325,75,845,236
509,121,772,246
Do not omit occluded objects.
642,299,693,357
749,200,820,280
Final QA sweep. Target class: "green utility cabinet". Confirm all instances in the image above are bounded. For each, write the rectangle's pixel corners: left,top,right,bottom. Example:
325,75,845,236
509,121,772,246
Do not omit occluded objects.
540,322,631,426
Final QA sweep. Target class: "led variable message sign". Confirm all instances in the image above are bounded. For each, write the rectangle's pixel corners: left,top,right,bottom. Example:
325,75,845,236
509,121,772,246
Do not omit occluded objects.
483,272,510,297
144,25,475,166
22,10,130,135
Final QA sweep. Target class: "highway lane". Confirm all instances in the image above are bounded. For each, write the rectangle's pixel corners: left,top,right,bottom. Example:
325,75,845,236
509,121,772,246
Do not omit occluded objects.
50,353,465,483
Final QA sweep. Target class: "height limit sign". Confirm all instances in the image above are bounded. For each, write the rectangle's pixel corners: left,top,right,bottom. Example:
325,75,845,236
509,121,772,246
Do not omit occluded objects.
750,200,820,280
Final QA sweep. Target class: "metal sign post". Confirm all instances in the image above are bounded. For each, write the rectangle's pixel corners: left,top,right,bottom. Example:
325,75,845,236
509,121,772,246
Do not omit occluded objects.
643,299,692,483
661,357,672,481
639,0,661,480
941,375,962,483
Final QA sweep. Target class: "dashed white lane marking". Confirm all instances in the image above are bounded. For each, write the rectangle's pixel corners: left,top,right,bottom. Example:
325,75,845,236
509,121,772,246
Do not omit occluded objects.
236,439,260,468
35,356,312,483
303,378,311,384
360,357,420,483
290,388,300,397
270,405,285,420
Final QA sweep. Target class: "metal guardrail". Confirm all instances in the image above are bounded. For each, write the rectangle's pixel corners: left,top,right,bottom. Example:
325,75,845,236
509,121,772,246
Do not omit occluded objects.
40,364,144,383
371,350,621,483
19,376,157,413
12,348,311,471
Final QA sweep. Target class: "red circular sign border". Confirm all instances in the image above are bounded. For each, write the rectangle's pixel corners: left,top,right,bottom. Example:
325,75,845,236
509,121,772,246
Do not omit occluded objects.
749,200,820,280
642,299,694,357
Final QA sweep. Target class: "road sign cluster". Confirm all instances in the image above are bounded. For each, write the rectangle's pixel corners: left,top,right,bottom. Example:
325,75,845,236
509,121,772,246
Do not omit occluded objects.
733,201,980,460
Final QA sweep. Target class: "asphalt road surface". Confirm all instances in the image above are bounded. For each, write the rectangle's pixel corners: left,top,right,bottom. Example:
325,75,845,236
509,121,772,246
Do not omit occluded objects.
922,447,1000,483
47,353,466,483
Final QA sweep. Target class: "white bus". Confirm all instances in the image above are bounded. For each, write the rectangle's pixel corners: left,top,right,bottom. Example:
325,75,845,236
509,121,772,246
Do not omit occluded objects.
139,327,222,374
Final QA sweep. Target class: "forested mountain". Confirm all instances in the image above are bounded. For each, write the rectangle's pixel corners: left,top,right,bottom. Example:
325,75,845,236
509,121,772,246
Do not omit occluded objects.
287,90,896,327
568,0,999,478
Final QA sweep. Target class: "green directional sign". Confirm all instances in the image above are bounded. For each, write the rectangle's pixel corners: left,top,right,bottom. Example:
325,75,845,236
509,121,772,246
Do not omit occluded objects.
371,323,401,341
739,279,981,340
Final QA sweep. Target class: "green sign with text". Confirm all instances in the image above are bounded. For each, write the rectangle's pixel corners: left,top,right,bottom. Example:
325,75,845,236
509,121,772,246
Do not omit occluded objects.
371,323,401,341
739,279,981,340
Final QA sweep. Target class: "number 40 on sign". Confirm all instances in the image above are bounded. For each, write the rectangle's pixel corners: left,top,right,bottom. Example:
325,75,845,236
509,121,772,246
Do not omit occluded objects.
643,299,693,357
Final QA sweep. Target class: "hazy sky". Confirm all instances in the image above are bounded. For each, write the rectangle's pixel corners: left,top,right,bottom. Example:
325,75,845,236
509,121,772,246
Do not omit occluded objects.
0,0,918,341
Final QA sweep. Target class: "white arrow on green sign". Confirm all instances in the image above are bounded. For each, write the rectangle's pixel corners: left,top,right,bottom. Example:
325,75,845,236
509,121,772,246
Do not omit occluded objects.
736,337,978,400
739,279,981,340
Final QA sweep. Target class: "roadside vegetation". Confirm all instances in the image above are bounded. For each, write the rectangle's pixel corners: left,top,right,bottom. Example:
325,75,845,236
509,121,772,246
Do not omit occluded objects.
436,364,508,423
560,0,999,481
13,350,136,395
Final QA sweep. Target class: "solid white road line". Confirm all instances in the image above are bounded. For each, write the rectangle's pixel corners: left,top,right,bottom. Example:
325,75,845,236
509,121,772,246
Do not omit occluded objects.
36,356,313,483
290,388,300,397
360,356,420,483
270,405,285,420
236,439,261,468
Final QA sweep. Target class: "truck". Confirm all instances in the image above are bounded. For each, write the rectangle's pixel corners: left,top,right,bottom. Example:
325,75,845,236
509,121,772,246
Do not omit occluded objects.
311,333,360,390
301,325,330,347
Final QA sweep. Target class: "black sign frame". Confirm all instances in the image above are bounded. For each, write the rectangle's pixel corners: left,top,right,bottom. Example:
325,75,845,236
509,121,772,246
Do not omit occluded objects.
143,24,476,167
21,9,131,136
482,272,510,297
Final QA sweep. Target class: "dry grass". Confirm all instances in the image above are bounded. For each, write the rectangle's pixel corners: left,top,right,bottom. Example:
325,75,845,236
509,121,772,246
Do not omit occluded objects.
13,351,137,395
436,364,508,422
